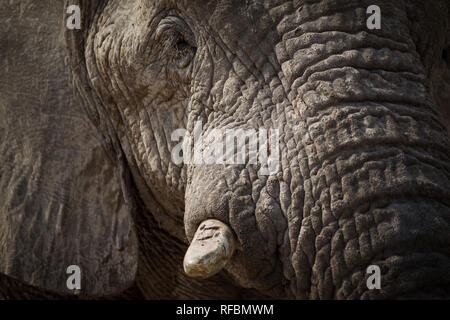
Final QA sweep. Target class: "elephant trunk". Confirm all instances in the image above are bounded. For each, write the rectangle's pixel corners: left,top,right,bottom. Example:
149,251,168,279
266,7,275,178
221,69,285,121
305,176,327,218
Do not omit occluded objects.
285,0,450,299
184,1,450,299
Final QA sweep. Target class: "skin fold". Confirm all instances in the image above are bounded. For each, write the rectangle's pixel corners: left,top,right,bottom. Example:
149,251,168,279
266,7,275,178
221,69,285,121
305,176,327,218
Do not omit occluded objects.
0,0,449,299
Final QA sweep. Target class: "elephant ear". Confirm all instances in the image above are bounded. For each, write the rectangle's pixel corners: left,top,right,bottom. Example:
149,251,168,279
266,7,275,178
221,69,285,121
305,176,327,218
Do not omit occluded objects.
0,0,138,296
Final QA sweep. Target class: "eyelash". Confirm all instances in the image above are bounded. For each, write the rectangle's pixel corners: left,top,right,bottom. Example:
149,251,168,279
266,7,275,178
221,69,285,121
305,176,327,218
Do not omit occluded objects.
155,16,196,67
158,31,195,68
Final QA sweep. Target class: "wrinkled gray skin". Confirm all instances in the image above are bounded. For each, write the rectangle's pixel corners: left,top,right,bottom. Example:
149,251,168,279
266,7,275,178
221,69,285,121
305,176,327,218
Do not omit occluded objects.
0,0,450,299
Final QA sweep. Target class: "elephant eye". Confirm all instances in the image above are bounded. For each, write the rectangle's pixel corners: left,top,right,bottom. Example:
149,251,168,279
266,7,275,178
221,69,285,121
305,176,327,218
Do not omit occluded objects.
170,32,197,68
156,16,197,68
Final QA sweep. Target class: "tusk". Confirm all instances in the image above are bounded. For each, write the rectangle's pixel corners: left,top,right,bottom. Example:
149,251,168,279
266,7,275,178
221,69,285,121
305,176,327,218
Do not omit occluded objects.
183,219,237,279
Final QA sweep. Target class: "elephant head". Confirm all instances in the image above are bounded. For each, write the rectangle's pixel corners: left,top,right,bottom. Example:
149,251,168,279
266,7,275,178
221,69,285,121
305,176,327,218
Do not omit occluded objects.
1,0,450,299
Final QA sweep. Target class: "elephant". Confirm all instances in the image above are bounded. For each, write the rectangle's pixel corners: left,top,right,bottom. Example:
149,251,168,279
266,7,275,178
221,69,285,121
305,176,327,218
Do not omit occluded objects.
0,0,449,299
